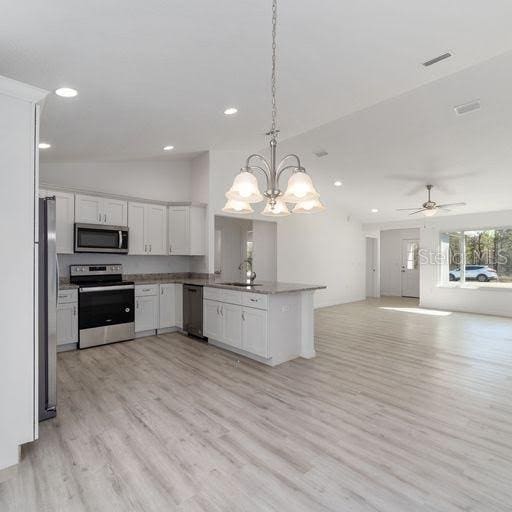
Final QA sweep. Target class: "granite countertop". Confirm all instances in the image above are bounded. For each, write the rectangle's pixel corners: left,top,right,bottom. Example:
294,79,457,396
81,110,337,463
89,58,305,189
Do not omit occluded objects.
59,273,325,295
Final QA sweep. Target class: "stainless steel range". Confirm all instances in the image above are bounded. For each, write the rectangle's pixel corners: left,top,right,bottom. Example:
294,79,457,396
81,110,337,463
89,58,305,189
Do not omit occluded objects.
70,264,135,349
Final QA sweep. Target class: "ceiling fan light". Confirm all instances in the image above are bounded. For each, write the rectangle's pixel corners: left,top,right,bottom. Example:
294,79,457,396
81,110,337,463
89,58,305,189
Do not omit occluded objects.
261,198,290,217
281,171,320,203
225,171,263,203
423,208,438,217
222,199,253,214
293,198,326,214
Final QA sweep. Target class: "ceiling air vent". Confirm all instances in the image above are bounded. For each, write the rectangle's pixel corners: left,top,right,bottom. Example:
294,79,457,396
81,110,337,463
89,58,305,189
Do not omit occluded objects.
313,148,328,158
422,52,452,67
454,99,481,116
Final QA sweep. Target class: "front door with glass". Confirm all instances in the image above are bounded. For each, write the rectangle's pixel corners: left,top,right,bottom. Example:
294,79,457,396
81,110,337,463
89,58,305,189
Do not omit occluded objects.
401,239,420,298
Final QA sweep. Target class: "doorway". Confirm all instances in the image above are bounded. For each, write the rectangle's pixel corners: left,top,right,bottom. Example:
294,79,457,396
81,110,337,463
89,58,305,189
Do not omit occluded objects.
401,239,420,298
365,237,378,297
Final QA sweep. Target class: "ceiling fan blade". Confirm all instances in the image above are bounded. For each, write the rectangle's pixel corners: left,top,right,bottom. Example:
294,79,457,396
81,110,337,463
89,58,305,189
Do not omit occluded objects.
396,207,422,211
436,202,466,208
408,209,427,216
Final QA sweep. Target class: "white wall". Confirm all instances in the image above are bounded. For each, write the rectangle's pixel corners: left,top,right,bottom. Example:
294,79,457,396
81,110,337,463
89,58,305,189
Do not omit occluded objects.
380,228,420,296
253,220,277,282
276,206,366,308
40,160,192,203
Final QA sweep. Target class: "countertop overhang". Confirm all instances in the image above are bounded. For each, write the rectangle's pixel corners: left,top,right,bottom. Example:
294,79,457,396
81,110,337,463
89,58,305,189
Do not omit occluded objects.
60,274,326,295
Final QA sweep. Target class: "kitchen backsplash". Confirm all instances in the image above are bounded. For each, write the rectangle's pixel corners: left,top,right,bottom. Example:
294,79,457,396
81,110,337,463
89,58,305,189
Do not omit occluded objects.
57,253,196,277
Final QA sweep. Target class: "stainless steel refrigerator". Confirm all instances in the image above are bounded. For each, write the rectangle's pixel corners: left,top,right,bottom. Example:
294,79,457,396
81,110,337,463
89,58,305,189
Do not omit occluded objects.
38,197,57,421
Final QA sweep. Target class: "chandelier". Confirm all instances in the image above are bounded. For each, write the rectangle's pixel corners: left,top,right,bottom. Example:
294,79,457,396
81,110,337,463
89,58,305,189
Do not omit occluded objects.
223,0,324,217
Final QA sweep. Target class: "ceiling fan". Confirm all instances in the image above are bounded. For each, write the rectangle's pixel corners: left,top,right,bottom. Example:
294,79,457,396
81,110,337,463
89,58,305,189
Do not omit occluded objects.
397,185,466,217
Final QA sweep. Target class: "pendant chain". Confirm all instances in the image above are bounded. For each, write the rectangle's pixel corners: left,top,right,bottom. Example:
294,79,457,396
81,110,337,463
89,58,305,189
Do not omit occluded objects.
270,0,278,137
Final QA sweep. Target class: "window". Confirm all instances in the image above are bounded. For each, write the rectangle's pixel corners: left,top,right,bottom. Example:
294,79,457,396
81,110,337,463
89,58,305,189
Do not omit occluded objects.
442,228,512,286
405,240,419,270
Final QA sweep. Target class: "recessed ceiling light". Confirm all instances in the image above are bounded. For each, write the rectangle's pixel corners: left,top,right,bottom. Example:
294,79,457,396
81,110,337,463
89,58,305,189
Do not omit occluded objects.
334,180,343,187
163,145,174,151
371,208,379,213
55,87,78,98
224,107,238,115
38,142,51,149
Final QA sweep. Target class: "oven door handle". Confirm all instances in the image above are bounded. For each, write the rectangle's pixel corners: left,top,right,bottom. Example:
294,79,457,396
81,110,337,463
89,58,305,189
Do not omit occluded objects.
79,285,135,292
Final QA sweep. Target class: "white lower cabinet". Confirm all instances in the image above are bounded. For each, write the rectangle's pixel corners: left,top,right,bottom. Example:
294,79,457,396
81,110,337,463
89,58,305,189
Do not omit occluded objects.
136,283,183,334
204,299,223,340
222,303,243,349
57,290,78,349
159,283,176,329
204,292,268,357
241,307,268,358
135,286,159,333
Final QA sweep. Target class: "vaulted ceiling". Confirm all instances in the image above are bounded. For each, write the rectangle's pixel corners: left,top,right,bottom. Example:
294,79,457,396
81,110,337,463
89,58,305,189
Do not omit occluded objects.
2,0,512,163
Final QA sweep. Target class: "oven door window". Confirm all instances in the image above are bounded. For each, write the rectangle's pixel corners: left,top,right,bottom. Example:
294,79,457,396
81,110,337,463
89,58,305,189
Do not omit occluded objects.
79,289,134,329
76,228,121,249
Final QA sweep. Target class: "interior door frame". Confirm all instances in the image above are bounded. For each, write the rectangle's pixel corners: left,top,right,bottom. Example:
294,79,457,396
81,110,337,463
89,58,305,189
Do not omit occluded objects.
365,236,378,298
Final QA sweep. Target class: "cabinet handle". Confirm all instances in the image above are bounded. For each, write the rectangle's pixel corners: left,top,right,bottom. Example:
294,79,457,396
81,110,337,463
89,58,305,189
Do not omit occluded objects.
250,298,258,302
73,305,77,316
98,213,101,222
149,244,152,253
220,305,224,317
136,300,139,309
142,288,151,292
145,244,147,253
103,213,107,223
169,244,172,254
242,311,246,321
217,305,220,315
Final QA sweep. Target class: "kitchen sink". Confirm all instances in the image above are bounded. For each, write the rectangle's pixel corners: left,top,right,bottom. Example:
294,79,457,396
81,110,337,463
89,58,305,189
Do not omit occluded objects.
220,282,262,287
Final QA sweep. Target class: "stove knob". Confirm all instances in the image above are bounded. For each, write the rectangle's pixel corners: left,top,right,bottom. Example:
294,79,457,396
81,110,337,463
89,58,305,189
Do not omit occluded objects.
125,307,130,313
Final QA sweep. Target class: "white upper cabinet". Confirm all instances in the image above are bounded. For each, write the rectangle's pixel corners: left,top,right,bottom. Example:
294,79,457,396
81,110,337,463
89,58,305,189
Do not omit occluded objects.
75,194,127,226
48,190,74,254
128,201,167,255
40,189,75,254
168,205,205,256
128,202,146,254
146,204,167,255
75,194,102,224
104,197,128,226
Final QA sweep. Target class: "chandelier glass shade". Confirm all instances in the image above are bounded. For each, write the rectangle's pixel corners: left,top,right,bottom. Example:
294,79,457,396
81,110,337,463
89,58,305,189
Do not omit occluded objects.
292,198,326,214
261,198,290,217
222,199,254,214
225,171,263,203
222,0,324,217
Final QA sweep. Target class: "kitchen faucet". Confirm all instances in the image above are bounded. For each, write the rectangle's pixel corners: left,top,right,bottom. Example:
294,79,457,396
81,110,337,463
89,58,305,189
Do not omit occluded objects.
239,258,256,284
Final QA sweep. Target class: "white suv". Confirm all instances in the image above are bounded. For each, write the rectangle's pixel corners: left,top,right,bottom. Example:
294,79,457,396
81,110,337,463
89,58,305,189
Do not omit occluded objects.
449,265,498,282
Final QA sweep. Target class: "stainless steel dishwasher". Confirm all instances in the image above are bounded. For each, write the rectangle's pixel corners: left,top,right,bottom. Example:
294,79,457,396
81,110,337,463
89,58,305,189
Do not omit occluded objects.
183,284,206,339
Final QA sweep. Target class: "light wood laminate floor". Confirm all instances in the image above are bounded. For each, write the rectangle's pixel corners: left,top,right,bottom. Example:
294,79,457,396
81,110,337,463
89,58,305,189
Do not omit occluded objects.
2,297,512,511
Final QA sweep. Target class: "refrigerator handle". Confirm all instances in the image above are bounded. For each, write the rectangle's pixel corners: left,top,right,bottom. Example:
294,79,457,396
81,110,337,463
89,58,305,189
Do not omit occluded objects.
56,255,60,305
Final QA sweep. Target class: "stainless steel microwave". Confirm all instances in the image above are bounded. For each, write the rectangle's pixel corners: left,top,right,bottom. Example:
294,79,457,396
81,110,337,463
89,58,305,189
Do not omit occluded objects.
74,223,129,254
